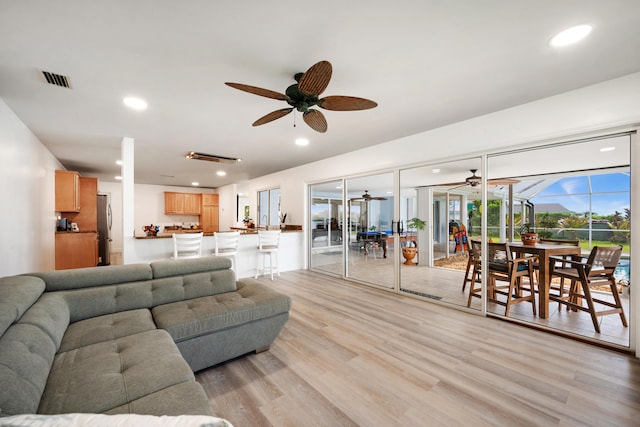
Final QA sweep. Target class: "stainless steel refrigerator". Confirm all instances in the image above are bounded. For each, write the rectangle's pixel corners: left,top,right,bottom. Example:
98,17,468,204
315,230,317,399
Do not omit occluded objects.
96,194,112,265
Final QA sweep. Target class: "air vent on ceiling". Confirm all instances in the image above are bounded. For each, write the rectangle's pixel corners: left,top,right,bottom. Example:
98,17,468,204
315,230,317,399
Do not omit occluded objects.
185,152,241,164
42,71,72,88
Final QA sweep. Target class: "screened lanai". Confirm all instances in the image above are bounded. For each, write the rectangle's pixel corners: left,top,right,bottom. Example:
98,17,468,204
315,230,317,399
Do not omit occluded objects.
309,132,633,349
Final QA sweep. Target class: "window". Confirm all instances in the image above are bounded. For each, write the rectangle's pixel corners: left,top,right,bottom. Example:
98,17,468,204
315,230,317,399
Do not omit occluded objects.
258,188,280,227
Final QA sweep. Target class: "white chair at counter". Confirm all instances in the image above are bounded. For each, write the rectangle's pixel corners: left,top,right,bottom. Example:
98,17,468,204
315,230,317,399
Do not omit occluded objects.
213,231,240,270
171,232,203,259
255,230,281,280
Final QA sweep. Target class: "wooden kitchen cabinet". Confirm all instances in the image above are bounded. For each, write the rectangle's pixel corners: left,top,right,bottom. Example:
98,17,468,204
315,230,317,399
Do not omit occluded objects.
201,194,219,233
164,192,184,214
55,170,80,212
55,232,98,270
64,177,98,231
164,192,201,215
184,193,201,214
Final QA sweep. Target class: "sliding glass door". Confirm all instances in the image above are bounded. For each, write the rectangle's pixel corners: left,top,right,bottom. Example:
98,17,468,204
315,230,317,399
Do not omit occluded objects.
309,180,344,276
398,158,482,308
345,173,395,289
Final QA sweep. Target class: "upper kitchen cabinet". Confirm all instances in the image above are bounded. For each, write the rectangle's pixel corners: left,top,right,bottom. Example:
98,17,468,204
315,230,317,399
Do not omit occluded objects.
201,194,219,233
68,177,98,231
164,192,201,215
184,193,201,215
55,170,80,212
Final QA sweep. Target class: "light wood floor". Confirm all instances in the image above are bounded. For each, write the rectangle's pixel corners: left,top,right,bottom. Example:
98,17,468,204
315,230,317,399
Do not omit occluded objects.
196,270,640,427
311,249,631,347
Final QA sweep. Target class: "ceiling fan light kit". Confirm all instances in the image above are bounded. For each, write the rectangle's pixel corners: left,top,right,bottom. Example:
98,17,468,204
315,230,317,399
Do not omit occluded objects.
225,60,377,133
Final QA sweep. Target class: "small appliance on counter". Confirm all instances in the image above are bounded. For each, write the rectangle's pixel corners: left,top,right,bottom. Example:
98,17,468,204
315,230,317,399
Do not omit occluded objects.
57,218,69,231
70,223,79,232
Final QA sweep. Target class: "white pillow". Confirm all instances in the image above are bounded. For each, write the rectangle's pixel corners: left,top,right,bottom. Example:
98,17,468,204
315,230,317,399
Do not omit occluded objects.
0,413,233,427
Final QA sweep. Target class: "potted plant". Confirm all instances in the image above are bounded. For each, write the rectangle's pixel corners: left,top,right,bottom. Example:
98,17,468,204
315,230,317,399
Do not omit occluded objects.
402,218,426,265
520,223,538,245
243,216,254,229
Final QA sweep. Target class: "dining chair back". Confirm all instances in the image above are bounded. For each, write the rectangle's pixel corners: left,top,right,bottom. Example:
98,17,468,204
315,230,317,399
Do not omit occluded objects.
213,231,241,270
549,245,626,333
255,230,281,280
461,241,480,292
172,232,203,259
467,241,537,316
466,240,484,306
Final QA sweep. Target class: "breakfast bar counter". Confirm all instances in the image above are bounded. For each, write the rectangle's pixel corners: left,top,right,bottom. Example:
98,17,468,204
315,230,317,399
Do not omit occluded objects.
127,230,304,279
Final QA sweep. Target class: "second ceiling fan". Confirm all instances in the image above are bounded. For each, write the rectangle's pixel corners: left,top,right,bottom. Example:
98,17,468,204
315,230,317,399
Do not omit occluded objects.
442,169,520,189
225,60,377,133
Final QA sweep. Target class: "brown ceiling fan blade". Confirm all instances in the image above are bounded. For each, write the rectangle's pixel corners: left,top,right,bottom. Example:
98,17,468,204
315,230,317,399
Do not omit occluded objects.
298,60,332,96
318,96,378,111
488,178,520,185
225,82,286,100
303,110,328,133
252,108,293,126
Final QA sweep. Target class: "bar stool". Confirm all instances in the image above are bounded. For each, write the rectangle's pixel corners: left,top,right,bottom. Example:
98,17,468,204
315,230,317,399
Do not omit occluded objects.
255,230,281,280
213,231,240,270
171,232,203,259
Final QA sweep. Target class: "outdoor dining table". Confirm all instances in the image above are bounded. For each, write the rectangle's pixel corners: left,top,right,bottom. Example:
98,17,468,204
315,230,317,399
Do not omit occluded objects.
508,241,582,319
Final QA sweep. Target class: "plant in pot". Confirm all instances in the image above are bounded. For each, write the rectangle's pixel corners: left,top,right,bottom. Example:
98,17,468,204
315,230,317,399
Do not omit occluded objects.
243,216,254,229
520,223,538,246
402,218,426,265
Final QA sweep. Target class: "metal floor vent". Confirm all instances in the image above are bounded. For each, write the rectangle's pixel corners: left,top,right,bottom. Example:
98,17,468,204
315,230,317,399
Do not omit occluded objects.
42,71,71,88
185,151,241,164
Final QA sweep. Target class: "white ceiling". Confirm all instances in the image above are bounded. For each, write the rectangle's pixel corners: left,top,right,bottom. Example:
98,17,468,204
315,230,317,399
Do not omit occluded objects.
2,0,640,189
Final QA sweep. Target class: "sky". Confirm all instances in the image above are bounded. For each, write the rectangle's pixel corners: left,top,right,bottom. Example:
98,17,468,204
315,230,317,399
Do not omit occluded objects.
531,172,630,216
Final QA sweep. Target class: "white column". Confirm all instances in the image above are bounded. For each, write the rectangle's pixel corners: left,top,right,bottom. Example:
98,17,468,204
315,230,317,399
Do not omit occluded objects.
121,137,135,264
630,130,639,356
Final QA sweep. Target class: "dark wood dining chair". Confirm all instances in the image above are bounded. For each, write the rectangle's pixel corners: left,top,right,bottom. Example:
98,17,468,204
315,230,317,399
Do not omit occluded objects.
467,241,537,316
461,242,480,292
548,245,627,333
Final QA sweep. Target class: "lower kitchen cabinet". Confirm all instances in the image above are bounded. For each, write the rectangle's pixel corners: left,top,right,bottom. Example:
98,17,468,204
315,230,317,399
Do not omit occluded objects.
55,232,98,270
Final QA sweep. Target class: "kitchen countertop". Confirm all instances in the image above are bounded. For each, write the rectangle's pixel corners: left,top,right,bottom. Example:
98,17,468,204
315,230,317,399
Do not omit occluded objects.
134,229,302,239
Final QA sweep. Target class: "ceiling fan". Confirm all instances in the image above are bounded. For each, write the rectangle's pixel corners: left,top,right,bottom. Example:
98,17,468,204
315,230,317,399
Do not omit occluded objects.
349,190,387,202
225,60,377,133
442,169,520,189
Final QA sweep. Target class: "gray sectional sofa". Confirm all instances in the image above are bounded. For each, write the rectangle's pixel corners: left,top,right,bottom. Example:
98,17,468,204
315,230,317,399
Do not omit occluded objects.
0,257,291,419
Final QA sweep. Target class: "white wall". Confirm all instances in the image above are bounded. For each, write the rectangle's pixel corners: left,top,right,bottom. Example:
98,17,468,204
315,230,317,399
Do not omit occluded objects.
0,99,63,276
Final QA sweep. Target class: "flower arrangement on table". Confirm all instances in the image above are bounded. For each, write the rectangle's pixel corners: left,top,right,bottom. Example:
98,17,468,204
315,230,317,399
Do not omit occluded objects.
142,224,160,236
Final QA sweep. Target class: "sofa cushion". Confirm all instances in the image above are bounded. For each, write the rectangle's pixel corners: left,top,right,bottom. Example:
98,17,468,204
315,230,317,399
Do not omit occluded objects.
150,270,237,308
104,382,216,417
59,309,157,352
0,275,45,336
38,329,195,414
150,257,232,279
26,263,153,292
152,279,291,343
57,280,154,322
0,323,58,416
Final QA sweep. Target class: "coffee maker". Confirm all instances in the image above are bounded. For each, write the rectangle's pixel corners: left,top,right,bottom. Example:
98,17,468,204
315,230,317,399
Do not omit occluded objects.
57,218,69,231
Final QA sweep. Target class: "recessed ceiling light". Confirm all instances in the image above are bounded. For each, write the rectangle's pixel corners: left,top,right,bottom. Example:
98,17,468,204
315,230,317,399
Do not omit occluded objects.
216,171,226,176
600,146,616,152
432,168,441,173
192,182,200,186
116,160,123,165
115,175,122,180
295,138,309,146
123,97,148,110
550,24,592,47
